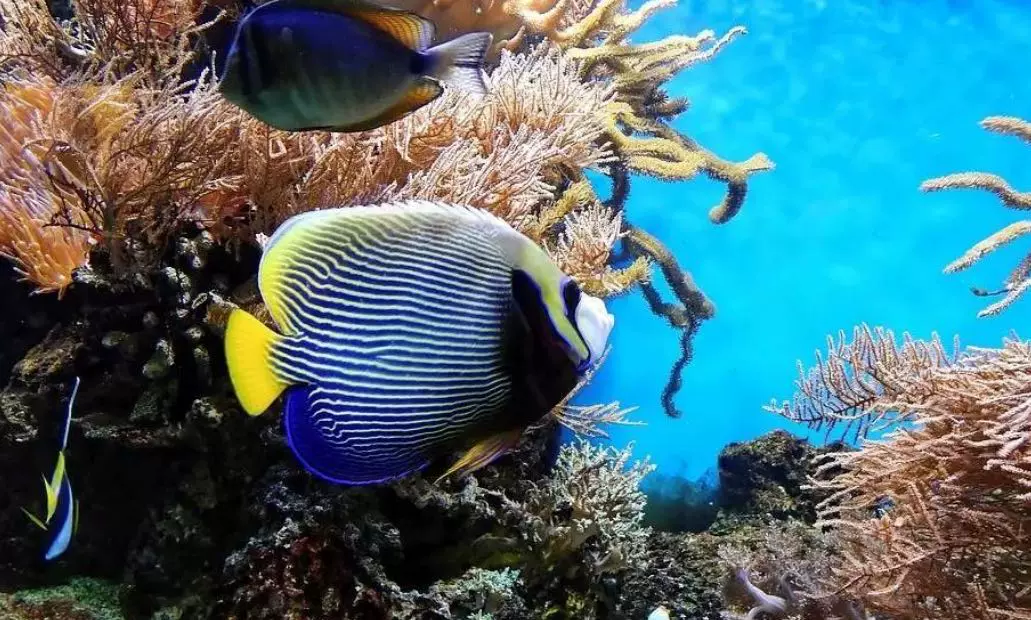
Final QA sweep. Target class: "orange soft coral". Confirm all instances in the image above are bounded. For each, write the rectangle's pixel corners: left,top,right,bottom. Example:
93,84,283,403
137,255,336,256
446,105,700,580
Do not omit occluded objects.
0,78,93,295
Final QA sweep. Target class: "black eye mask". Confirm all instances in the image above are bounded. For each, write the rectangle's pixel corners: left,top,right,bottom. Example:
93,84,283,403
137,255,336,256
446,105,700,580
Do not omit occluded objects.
511,270,590,371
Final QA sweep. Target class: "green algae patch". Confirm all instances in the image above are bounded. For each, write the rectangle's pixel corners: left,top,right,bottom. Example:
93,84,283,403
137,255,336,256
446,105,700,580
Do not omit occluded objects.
0,578,124,620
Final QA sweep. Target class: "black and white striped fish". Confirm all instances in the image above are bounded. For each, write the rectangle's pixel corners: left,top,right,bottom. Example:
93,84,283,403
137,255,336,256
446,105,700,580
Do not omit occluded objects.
224,201,614,485
216,0,492,133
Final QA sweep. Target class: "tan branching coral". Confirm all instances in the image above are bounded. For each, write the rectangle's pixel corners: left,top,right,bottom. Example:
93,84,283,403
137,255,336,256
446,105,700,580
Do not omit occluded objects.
1,0,771,426
921,116,1031,317
0,0,210,85
766,324,957,441
522,440,655,578
769,326,1031,619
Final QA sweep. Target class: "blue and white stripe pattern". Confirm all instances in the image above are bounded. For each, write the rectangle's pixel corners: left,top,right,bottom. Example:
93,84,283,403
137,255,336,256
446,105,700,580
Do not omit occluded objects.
260,202,522,484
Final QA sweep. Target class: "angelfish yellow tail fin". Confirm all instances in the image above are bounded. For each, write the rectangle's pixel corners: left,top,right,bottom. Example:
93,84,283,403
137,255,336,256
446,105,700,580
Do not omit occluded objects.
225,308,290,416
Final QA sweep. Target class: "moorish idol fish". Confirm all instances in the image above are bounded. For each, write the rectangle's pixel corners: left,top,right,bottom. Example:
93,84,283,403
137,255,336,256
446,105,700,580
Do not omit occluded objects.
217,0,492,132
22,376,80,561
224,200,615,485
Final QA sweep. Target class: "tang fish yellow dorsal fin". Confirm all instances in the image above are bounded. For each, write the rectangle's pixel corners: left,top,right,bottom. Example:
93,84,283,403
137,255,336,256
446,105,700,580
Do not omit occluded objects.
326,79,443,132
44,452,66,522
434,429,523,484
270,0,435,50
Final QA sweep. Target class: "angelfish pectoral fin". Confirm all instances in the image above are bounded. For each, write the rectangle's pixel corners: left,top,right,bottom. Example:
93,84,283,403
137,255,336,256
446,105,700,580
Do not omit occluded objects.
435,429,524,484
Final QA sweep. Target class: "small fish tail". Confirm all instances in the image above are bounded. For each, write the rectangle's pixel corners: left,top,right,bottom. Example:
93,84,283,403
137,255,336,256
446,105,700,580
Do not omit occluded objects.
225,308,290,416
426,32,492,96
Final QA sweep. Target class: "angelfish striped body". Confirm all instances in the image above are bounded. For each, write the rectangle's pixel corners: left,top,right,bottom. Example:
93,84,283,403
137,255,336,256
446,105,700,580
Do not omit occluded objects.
225,201,615,485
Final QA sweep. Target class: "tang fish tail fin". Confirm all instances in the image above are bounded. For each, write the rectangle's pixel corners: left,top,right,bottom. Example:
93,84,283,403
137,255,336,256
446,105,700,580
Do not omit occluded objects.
435,428,523,484
427,32,492,96
225,308,290,416
43,476,74,561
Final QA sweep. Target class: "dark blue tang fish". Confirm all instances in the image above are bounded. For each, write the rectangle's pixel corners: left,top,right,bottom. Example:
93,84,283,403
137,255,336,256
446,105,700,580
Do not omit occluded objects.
217,0,493,132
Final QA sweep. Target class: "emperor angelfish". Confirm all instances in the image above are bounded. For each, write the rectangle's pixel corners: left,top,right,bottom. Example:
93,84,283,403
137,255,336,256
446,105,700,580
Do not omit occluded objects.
224,201,615,485
217,0,492,133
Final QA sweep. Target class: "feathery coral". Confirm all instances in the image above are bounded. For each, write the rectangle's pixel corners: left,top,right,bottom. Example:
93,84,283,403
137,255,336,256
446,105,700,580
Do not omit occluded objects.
770,326,1031,619
921,116,1031,317
765,324,956,441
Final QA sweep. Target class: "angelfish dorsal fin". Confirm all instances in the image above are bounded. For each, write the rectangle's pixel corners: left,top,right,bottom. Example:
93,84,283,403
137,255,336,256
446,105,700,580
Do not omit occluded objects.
269,0,435,50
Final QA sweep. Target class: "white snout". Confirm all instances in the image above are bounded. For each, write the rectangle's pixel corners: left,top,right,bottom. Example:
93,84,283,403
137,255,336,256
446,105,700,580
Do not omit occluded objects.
575,293,615,363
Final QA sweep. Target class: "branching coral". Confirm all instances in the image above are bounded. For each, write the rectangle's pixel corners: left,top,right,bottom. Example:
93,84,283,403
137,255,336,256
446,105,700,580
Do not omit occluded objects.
769,326,1031,619
521,440,655,583
0,0,210,85
921,116,1031,317
384,0,601,53
0,16,640,299
766,324,957,442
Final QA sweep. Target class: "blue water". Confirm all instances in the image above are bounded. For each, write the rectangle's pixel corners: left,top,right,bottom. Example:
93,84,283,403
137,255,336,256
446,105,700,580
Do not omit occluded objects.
576,0,1031,485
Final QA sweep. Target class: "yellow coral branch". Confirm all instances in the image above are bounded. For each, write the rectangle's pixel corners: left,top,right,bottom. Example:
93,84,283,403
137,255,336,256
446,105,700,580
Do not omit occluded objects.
920,115,1031,317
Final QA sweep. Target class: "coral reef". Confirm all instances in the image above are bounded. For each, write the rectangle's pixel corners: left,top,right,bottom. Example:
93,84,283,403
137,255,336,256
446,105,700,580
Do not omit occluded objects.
0,0,771,419
921,116,1031,317
0,0,778,617
770,325,1031,619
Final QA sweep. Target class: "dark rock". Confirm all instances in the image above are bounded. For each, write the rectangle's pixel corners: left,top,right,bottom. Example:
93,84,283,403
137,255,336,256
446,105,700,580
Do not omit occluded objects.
615,531,726,620
716,430,841,522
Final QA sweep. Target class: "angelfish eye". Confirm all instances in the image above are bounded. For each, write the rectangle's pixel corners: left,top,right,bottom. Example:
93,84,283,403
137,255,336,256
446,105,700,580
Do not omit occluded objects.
560,278,591,371
561,277,582,321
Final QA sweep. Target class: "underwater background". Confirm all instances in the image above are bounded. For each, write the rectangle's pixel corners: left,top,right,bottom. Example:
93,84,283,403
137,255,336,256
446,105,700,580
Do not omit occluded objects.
584,0,1031,483
1,0,1030,618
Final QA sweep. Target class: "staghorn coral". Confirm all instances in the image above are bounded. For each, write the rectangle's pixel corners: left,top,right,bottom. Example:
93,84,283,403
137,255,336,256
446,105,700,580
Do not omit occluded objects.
769,325,1031,619
427,567,527,618
921,116,1031,317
